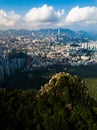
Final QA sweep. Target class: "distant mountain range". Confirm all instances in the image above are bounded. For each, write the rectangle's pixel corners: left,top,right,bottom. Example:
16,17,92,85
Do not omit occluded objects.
0,28,97,41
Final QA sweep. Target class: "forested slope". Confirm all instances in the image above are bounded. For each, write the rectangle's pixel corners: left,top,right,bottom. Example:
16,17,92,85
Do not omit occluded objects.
0,72,97,130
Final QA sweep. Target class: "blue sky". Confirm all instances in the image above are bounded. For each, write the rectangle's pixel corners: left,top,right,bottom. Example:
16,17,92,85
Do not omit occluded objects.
0,0,97,31
0,0,96,13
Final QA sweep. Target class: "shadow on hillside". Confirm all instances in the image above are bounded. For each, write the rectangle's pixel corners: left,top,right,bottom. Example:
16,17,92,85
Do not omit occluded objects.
2,64,97,89
65,64,97,79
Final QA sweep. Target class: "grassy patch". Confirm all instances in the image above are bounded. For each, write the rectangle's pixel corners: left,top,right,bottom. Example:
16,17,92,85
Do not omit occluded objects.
84,78,97,100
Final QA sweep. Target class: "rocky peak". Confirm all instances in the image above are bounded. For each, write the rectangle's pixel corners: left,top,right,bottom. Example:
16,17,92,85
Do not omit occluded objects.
37,72,88,104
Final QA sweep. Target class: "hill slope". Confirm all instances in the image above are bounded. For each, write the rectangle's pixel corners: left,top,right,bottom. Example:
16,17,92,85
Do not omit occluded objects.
36,72,97,130
0,72,97,130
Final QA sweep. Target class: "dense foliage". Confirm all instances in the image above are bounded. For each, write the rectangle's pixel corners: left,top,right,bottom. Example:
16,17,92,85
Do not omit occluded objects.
0,72,97,130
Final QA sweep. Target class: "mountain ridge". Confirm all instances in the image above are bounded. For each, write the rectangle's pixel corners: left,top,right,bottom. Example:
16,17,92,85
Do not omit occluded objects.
0,28,97,40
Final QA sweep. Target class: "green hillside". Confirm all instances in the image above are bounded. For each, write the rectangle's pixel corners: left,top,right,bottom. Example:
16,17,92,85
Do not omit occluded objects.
0,72,97,130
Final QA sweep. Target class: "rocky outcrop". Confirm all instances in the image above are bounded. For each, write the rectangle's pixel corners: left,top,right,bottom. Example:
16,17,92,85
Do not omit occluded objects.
37,72,88,103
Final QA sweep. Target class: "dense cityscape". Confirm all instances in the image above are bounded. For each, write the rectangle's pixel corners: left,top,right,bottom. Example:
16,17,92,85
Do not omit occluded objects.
0,28,97,85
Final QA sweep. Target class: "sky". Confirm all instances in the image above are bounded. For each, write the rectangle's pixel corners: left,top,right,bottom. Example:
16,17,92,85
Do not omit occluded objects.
0,0,97,31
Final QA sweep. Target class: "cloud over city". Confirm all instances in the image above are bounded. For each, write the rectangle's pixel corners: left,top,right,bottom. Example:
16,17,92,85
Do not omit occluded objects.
0,10,21,27
25,4,64,23
0,5,97,30
65,6,97,24
23,4,64,29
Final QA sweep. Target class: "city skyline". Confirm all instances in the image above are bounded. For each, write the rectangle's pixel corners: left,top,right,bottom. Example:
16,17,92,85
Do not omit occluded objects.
0,0,97,31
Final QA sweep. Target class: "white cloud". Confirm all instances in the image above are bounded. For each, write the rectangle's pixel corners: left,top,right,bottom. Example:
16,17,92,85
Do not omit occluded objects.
24,5,97,30
1,5,97,31
24,4,64,24
65,6,97,24
0,10,21,26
